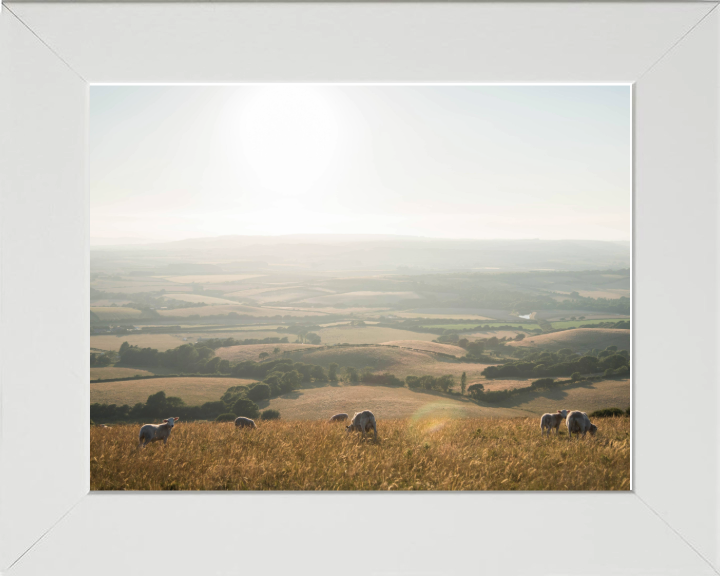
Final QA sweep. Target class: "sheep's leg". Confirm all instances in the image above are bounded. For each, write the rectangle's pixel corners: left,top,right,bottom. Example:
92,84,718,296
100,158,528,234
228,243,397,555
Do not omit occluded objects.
164,437,168,444
373,423,378,440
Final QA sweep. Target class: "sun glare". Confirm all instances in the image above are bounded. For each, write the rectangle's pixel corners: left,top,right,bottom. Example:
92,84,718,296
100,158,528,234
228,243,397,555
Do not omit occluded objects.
234,86,341,197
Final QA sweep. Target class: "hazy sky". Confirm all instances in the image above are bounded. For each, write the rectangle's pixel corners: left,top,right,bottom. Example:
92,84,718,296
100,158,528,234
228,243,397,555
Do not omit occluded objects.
90,85,631,244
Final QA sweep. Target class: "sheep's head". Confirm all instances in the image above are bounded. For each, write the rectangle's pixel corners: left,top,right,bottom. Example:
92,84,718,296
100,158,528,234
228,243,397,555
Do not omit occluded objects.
589,424,598,436
163,417,180,427
558,409,568,418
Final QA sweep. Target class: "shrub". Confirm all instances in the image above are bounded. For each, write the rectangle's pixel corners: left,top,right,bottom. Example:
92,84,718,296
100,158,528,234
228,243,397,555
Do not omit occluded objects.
571,372,582,382
215,413,236,422
247,383,271,401
231,397,260,419
614,365,630,376
260,409,281,421
531,378,555,389
590,408,625,418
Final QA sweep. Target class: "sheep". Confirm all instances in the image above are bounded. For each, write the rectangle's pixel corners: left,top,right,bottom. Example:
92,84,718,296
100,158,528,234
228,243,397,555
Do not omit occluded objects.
566,411,598,439
346,410,377,439
235,416,257,429
138,417,180,448
540,410,568,436
329,413,349,423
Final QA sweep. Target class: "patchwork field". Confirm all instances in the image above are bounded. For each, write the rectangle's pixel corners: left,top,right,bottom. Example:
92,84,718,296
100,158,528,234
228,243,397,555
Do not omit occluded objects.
90,377,255,406
304,291,421,305
162,294,241,305
162,274,264,284
506,329,630,353
422,323,540,330
157,304,326,318
380,340,467,357
392,312,494,320
290,346,493,380
91,417,630,490
90,307,144,320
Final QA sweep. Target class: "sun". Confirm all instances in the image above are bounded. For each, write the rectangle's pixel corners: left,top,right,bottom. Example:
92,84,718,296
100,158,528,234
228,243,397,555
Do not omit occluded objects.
232,85,341,197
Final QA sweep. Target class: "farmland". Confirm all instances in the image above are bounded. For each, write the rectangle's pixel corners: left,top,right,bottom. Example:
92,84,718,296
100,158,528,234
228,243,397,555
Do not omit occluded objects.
91,376,256,406
91,417,630,490
90,237,630,491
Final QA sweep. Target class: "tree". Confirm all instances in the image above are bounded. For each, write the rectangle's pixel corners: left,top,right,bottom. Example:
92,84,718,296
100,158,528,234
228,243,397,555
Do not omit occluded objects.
460,372,467,395
436,374,454,392
514,333,526,341
279,370,302,393
344,367,359,384
305,333,321,345
259,352,270,360
232,397,260,419
328,363,339,382
570,372,582,382
273,347,281,354
467,383,485,399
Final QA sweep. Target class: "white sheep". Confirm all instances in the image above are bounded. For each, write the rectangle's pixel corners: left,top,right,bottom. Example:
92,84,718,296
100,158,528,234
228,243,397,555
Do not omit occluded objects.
566,411,597,439
540,410,568,436
138,417,180,448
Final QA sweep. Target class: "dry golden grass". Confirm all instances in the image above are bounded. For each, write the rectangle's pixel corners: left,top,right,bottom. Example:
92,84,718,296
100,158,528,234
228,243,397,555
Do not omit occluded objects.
90,417,630,491
316,326,437,345
505,329,630,353
91,367,155,380
380,340,467,357
90,377,256,406
495,379,630,415
91,333,192,352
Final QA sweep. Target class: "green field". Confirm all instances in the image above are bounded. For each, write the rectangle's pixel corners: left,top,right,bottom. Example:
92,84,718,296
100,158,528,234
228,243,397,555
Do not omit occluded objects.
91,307,144,320
549,318,629,329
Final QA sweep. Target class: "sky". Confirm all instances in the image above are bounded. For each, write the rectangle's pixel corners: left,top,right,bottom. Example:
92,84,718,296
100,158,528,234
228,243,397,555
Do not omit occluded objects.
90,85,631,244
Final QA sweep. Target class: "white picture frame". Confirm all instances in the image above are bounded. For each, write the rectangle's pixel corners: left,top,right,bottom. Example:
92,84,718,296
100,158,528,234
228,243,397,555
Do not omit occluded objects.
1,2,718,574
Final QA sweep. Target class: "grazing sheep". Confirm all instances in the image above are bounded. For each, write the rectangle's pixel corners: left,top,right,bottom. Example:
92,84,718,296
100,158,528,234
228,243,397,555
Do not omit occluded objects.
329,413,349,423
138,417,180,448
235,416,257,429
346,410,377,439
566,411,598,439
540,410,568,436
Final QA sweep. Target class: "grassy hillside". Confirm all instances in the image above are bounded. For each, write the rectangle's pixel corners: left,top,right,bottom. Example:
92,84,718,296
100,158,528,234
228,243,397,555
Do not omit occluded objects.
91,417,630,490
91,330,283,352
506,328,629,353
91,376,256,406
315,326,437,345
380,340,467,357
91,367,155,380
216,343,321,362
492,379,630,415
290,346,493,380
